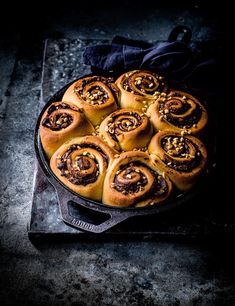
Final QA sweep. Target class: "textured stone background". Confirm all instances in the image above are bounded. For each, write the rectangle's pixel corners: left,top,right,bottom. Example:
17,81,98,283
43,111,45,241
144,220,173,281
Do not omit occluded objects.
0,1,234,305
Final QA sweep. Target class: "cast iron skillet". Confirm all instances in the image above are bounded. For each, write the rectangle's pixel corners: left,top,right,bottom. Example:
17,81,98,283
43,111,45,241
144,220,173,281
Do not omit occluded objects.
34,74,211,234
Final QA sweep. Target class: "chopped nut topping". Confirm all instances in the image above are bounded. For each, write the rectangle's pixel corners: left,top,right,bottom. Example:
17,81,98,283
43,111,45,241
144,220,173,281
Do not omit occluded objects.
154,91,160,96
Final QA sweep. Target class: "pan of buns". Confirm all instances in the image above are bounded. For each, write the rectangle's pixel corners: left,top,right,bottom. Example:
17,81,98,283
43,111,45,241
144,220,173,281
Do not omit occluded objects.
34,70,214,233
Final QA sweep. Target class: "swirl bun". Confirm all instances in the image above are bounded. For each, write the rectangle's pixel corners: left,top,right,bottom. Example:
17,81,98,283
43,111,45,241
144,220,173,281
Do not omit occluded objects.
40,101,94,158
149,131,208,191
102,151,172,207
62,76,119,125
99,108,153,151
116,70,168,111
147,90,208,136
50,136,116,201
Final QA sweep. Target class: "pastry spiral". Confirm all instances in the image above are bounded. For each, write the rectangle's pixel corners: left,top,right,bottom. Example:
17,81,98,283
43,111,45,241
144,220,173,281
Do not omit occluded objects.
115,70,168,111
40,101,95,158
62,76,119,125
50,136,116,201
147,90,208,136
148,131,207,191
102,151,172,207
99,108,153,151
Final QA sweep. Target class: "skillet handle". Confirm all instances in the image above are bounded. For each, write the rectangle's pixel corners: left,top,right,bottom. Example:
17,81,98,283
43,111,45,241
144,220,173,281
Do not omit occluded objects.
56,188,130,233
168,25,192,45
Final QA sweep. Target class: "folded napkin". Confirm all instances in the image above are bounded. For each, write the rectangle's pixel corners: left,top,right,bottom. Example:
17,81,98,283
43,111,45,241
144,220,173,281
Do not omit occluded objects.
83,26,224,97
84,35,193,79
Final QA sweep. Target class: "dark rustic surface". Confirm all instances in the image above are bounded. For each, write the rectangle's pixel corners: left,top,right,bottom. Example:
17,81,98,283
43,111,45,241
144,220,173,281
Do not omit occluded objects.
1,2,234,305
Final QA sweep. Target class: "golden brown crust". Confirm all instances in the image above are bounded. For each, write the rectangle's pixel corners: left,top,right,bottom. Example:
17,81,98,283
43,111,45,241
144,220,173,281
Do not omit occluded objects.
115,70,168,111
62,76,119,125
146,90,208,137
148,131,208,191
50,136,116,201
39,101,95,159
99,108,153,151
102,151,172,207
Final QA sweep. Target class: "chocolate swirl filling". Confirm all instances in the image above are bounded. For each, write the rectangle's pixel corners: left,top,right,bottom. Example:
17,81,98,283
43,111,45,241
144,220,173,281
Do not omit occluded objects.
74,76,119,105
57,144,109,185
161,136,202,172
106,111,143,140
113,162,168,199
122,71,166,96
42,103,74,130
159,94,203,128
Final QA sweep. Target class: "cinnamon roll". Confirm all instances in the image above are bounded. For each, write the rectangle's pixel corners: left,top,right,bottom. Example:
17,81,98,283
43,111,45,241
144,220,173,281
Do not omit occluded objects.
40,101,95,158
62,76,119,125
99,108,153,151
50,136,115,201
115,70,168,111
102,151,172,208
146,90,208,136
148,131,207,191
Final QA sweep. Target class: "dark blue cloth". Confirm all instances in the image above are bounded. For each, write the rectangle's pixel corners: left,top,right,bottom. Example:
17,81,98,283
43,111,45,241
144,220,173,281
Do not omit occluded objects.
83,34,224,98
84,36,193,79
